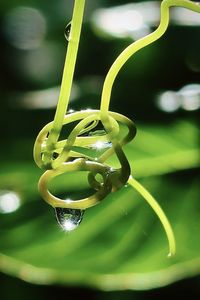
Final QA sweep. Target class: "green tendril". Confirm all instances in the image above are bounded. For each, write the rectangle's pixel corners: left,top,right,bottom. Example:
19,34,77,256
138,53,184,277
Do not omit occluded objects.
33,0,200,255
128,176,176,257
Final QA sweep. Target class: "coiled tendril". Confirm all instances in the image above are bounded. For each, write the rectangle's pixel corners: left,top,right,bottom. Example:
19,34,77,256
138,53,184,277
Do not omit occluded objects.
33,0,200,256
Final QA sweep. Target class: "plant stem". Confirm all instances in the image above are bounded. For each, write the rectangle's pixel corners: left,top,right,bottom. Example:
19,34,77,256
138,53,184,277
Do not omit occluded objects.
128,175,176,257
100,0,200,114
47,0,86,147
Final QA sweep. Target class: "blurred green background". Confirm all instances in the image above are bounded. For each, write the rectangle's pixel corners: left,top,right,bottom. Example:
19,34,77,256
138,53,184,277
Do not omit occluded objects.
0,0,200,299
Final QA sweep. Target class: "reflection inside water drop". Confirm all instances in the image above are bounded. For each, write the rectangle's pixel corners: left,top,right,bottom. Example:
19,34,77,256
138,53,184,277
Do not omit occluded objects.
64,22,71,41
55,207,84,231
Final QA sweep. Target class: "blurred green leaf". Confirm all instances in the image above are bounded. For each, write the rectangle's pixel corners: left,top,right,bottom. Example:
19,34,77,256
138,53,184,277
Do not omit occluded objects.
0,121,199,290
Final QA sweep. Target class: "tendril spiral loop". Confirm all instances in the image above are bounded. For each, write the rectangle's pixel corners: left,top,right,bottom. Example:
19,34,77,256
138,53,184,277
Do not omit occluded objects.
34,110,136,209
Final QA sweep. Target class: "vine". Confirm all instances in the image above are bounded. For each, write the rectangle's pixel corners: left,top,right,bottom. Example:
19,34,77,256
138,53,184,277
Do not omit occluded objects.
33,0,200,257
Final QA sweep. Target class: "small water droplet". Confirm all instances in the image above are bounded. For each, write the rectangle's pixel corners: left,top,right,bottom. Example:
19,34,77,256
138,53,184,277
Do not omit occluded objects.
55,207,84,231
64,22,71,41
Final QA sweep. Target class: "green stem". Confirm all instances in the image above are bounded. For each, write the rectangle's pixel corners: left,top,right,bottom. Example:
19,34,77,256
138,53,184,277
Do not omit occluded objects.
100,0,200,114
47,0,86,147
128,176,176,257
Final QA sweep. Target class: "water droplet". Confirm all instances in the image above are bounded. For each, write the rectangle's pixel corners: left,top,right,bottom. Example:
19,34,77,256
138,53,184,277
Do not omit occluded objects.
64,22,71,41
55,207,84,231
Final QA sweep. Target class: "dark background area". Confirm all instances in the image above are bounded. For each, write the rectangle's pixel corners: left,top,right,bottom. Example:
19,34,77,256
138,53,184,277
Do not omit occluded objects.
1,273,200,299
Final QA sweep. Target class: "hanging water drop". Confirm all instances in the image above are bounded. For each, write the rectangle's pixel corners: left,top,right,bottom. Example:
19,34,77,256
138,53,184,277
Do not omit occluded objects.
64,22,71,41
55,207,84,231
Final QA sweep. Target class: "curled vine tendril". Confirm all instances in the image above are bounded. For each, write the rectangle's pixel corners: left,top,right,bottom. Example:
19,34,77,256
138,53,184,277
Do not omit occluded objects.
33,0,200,256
